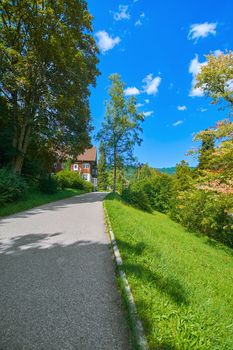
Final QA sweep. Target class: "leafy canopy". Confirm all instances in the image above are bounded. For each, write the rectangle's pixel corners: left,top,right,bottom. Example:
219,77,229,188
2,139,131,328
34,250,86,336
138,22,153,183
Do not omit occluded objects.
195,51,233,108
0,0,99,171
97,74,144,191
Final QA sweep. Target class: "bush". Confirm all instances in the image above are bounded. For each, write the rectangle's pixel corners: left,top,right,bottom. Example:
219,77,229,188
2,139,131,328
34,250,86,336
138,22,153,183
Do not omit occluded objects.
0,167,28,205
54,170,93,192
142,175,173,213
82,180,94,193
170,189,233,247
38,175,58,194
54,170,83,189
124,174,173,213
122,187,153,213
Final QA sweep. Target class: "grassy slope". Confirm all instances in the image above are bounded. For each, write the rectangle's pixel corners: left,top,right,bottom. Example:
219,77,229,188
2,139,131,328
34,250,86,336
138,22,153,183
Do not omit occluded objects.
105,194,233,350
0,188,85,217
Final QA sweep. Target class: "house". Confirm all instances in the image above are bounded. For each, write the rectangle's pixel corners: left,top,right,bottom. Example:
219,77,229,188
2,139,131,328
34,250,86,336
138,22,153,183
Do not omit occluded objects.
71,147,97,188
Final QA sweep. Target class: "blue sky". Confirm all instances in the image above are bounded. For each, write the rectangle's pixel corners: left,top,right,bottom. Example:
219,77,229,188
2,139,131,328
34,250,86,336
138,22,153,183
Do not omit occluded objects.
88,0,233,167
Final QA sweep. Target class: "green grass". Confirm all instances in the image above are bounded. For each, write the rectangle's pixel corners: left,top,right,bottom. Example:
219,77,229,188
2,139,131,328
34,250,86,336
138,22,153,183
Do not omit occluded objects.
0,188,85,217
104,193,233,350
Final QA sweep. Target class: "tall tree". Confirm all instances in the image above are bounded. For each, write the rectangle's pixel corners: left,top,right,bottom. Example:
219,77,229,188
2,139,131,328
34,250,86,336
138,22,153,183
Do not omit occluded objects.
194,120,233,177
0,0,99,173
97,142,108,190
195,51,233,108
97,74,144,192
134,163,159,181
197,131,215,169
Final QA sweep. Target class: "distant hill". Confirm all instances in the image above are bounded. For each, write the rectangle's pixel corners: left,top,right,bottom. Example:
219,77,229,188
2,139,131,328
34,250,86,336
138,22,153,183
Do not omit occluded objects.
125,166,177,179
124,166,194,179
157,167,176,175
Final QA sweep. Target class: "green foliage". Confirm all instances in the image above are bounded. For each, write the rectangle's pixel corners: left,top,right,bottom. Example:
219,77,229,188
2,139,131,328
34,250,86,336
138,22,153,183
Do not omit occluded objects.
54,170,93,192
172,160,195,192
0,0,99,173
105,194,233,349
192,119,233,180
195,50,233,108
198,131,215,169
123,159,232,247
108,166,127,194
98,143,108,190
97,74,144,191
82,181,94,193
169,161,233,247
123,169,173,213
170,189,233,247
38,175,58,195
0,168,28,205
122,187,152,213
124,166,137,181
148,174,173,212
134,163,159,181
55,170,83,189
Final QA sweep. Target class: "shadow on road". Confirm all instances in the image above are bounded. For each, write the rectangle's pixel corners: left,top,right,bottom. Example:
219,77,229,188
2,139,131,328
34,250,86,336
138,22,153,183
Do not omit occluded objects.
0,192,108,225
0,230,131,350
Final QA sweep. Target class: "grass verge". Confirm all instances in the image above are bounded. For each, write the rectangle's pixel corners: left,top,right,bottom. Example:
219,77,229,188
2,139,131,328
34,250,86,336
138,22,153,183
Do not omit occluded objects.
0,188,85,217
104,193,233,350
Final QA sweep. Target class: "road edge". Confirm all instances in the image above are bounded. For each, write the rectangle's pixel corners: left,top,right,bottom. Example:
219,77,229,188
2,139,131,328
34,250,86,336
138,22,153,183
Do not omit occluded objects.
103,202,149,350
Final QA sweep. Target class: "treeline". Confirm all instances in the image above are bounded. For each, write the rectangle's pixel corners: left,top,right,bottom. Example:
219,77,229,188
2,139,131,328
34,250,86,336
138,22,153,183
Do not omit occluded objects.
0,1,99,206
98,51,233,247
0,0,99,175
122,159,233,247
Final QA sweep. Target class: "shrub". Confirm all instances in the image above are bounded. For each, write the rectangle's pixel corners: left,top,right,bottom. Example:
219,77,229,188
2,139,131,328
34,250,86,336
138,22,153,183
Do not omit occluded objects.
128,174,173,213
170,189,233,247
0,167,28,205
146,175,173,212
54,170,93,192
54,170,84,189
38,175,58,194
82,180,94,192
122,187,153,213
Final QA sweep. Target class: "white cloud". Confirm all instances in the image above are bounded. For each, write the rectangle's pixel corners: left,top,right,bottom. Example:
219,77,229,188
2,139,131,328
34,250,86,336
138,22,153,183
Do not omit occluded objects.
144,99,149,104
200,108,207,112
214,49,222,56
143,111,153,117
169,82,174,90
113,5,130,21
136,103,144,107
189,55,207,97
188,22,217,42
142,74,161,95
95,31,120,53
135,19,142,27
124,86,140,96
177,105,187,111
173,120,183,127
135,12,145,27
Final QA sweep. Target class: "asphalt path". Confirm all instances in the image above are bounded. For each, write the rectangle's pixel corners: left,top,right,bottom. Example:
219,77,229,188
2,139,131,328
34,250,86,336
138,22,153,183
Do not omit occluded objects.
0,192,131,350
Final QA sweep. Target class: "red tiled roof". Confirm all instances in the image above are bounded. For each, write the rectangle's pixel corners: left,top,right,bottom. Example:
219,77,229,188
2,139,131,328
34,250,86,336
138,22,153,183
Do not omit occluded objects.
76,147,97,161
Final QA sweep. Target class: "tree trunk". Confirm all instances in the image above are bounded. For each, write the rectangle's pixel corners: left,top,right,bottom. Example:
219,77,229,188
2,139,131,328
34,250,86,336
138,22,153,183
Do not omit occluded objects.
113,148,117,192
12,124,31,174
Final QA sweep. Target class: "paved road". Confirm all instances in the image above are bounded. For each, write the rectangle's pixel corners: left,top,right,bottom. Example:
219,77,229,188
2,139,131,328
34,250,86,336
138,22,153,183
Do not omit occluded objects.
0,192,131,350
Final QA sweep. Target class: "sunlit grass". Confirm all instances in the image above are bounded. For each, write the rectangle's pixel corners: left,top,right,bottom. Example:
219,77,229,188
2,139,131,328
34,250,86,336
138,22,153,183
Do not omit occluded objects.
105,193,233,350
0,188,85,217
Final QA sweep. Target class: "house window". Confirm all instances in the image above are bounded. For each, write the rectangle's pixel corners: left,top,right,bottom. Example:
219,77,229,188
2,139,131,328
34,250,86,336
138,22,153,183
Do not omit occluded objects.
83,163,90,169
73,164,78,171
